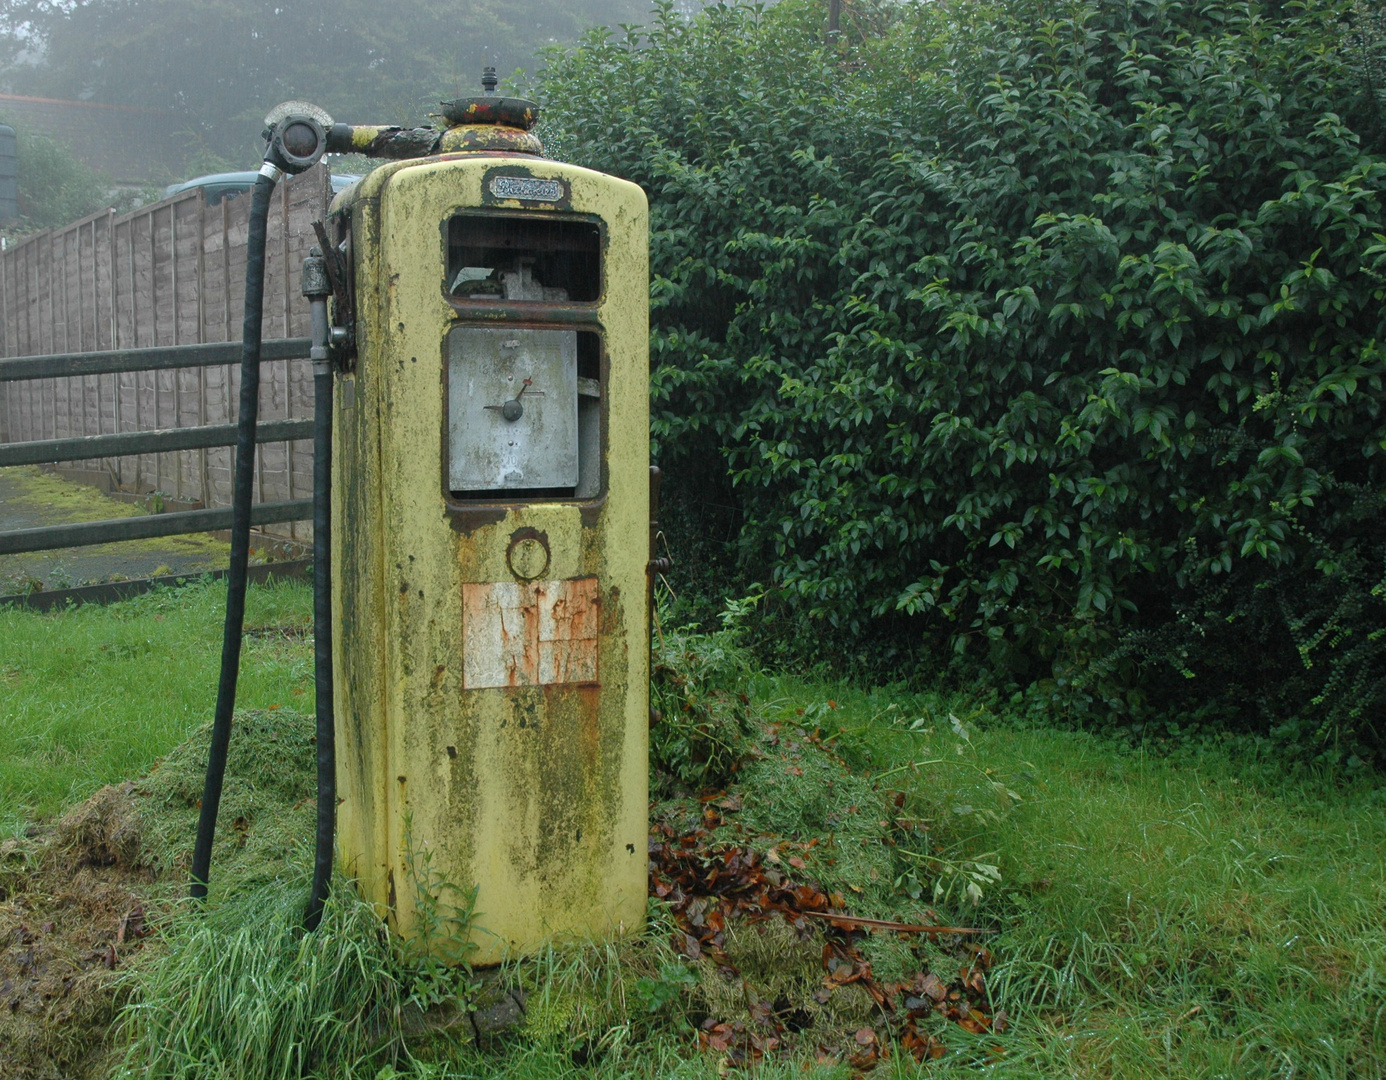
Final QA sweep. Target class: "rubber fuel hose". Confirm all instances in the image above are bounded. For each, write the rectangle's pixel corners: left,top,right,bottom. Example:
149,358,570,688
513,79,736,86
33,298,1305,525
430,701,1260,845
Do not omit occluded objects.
190,164,281,901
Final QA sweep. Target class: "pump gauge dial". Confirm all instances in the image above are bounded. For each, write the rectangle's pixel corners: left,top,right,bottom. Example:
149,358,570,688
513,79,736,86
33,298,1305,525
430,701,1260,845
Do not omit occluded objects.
485,378,543,422
448,327,578,491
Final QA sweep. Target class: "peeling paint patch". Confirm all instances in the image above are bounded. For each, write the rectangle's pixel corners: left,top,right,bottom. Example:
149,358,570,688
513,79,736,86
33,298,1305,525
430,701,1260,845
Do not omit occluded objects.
462,577,599,688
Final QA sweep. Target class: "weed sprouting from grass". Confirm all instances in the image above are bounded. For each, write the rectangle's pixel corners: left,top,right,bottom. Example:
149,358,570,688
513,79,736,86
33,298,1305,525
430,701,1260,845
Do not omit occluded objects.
396,814,481,1012
114,881,403,1080
633,961,699,1015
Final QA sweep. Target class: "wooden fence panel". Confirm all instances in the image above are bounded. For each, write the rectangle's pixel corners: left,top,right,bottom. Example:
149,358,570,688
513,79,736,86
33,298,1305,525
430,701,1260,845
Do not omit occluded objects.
0,166,332,538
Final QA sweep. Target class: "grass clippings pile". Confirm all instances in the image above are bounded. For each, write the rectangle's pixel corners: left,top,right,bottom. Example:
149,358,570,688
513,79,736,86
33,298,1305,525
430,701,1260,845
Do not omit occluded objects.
0,708,319,1080
0,785,155,1080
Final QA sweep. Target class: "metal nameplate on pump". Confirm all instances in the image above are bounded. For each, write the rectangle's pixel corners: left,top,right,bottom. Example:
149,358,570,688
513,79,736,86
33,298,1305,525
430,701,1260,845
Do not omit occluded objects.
488,175,565,203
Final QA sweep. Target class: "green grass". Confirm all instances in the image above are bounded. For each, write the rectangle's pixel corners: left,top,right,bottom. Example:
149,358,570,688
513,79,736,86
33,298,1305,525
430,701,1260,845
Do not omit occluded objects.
1,590,1383,1078
0,577,314,835
113,881,402,1080
754,678,1386,1079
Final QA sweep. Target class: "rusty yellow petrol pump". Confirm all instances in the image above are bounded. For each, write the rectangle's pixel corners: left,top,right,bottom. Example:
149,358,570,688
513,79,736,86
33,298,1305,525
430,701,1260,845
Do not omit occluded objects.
323,78,650,962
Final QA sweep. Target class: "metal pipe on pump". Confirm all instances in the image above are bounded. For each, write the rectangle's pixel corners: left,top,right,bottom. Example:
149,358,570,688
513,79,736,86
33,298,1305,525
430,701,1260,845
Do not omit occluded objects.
301,249,337,931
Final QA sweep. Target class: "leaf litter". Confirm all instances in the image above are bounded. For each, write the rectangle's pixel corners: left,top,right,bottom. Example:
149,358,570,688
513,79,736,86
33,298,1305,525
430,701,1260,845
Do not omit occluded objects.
647,716,1003,1072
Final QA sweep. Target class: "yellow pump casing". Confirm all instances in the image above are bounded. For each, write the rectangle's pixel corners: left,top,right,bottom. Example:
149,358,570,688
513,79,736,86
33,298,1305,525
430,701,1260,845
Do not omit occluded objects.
329,151,649,963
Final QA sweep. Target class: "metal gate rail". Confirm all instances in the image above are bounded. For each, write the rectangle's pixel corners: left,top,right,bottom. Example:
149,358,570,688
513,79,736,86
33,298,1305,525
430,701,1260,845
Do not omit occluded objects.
0,418,314,469
0,339,313,554
0,339,311,382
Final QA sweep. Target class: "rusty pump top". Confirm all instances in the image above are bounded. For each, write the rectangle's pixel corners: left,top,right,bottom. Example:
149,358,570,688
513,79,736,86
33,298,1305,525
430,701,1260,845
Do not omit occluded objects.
262,67,544,174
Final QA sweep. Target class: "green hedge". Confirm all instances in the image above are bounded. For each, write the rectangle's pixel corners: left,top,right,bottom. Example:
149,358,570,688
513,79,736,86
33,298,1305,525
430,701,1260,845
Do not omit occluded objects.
540,0,1386,760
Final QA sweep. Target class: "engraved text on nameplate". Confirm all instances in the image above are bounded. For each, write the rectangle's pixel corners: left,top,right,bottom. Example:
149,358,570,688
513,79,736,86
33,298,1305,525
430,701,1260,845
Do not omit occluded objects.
489,176,565,203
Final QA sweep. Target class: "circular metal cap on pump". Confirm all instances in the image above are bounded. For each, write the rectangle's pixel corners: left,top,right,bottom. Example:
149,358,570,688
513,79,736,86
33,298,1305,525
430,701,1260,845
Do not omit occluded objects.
436,68,542,155
438,95,539,130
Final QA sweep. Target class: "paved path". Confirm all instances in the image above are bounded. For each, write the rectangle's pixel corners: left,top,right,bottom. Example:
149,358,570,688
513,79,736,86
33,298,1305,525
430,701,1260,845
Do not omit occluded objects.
0,467,230,593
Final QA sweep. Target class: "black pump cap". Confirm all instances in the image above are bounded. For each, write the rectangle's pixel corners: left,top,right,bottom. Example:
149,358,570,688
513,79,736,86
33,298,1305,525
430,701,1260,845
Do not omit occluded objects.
482,67,498,95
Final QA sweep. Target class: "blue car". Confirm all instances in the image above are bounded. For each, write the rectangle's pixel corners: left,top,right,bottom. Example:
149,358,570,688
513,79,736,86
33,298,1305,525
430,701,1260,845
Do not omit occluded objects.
163,171,362,206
